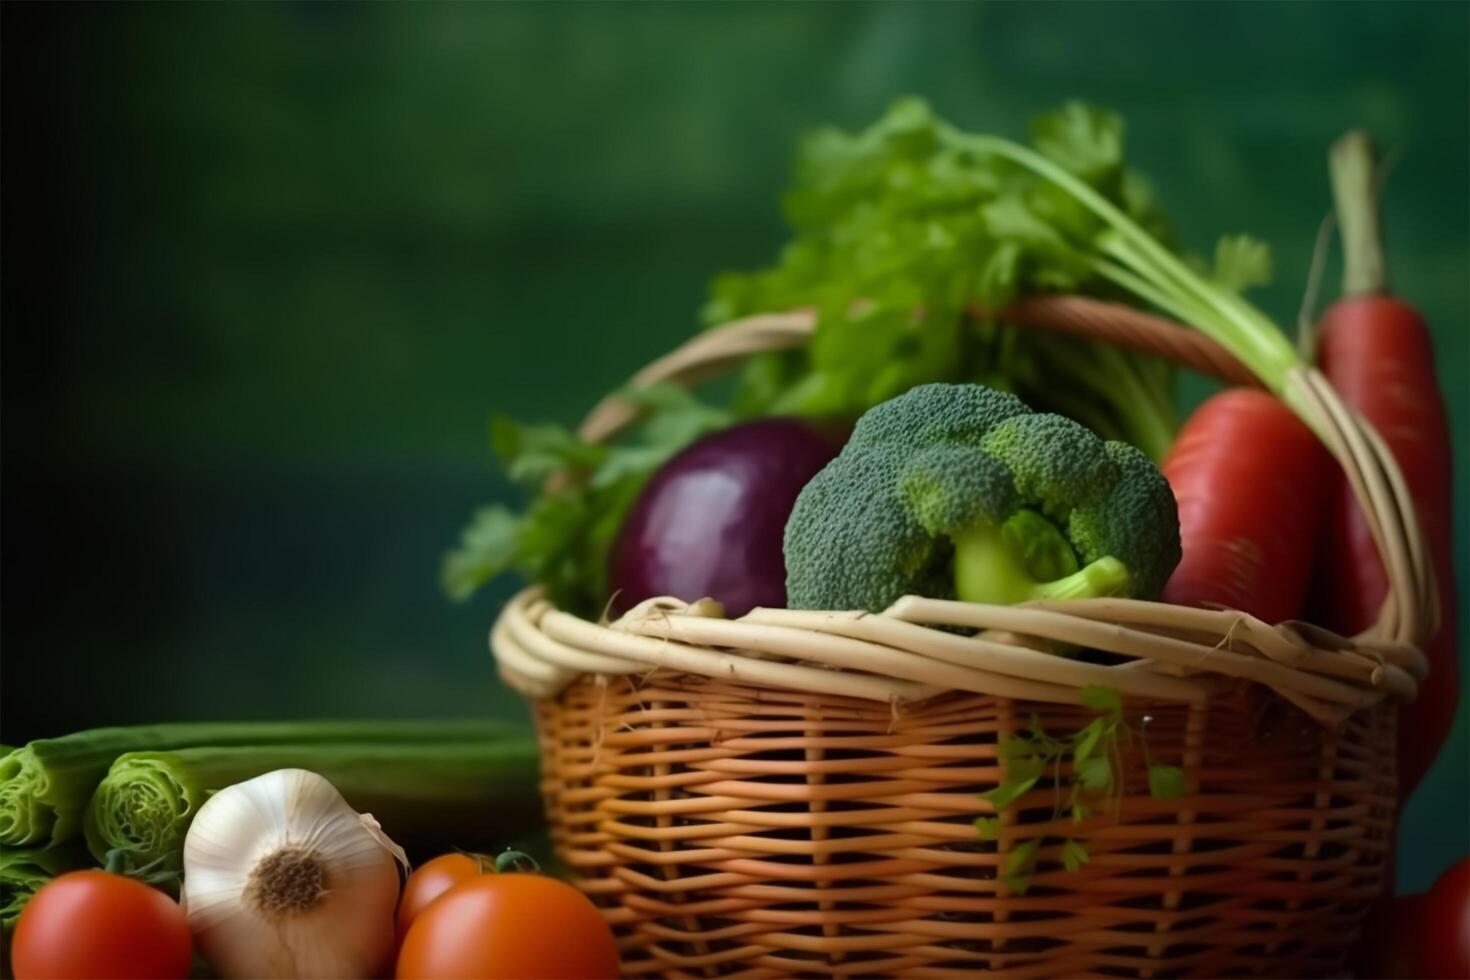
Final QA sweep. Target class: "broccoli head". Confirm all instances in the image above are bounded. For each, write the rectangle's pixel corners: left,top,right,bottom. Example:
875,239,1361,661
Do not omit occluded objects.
783,383,1180,611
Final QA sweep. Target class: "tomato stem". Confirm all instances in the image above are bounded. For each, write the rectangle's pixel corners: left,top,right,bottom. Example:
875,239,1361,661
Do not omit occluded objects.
493,849,539,873
1329,130,1388,297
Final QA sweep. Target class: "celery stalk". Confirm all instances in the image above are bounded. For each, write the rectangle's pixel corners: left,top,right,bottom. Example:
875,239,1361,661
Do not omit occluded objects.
1,843,90,931
0,720,522,847
84,738,542,882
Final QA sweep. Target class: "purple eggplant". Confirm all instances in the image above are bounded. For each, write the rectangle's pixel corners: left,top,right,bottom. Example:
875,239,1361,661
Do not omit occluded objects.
608,418,843,618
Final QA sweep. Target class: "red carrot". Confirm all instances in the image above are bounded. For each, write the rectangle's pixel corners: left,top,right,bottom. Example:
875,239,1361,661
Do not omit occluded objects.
1311,131,1458,802
1160,388,1332,624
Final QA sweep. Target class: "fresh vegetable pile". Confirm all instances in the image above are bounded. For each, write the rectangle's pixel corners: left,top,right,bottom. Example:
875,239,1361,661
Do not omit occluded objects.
0,724,595,980
445,103,1452,690
439,100,1458,977
4,101,1461,980
0,722,540,925
444,100,1198,618
6,766,617,980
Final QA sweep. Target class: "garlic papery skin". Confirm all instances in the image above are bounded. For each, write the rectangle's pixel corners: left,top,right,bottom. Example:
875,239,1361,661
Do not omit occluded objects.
181,768,406,979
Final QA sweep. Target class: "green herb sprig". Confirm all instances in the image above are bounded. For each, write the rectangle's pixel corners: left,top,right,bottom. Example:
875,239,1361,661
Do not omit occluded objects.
974,685,1184,894
705,99,1199,459
441,385,733,615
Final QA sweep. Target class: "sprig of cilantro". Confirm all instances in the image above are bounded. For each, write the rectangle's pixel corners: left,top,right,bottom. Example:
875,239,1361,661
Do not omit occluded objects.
974,685,1184,894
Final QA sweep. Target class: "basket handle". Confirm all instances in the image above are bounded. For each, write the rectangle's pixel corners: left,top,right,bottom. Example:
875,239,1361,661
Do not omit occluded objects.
577,297,1255,443
574,295,1434,653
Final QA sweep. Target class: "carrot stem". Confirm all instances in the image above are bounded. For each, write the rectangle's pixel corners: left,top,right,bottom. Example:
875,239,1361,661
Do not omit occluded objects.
1329,130,1388,297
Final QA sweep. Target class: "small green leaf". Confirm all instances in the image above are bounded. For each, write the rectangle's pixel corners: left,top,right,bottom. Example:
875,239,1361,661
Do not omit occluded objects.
1000,872,1033,895
1072,718,1106,764
999,734,1039,762
981,777,1038,811
1077,756,1112,792
981,196,1074,251
975,240,1021,304
973,817,1001,840
1061,839,1091,872
589,445,676,489
1030,102,1124,181
1079,685,1122,714
1148,764,1185,800
622,384,735,448
441,506,521,602
1007,755,1047,783
1001,838,1040,894
489,417,606,484
1005,838,1040,875
1213,235,1273,292
1071,800,1090,823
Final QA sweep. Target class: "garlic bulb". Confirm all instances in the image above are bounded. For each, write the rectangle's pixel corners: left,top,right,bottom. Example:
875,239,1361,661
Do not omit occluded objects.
181,768,406,979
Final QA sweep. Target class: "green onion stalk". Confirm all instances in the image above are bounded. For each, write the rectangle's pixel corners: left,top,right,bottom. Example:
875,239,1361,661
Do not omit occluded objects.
946,127,1306,402
84,738,543,885
0,719,521,848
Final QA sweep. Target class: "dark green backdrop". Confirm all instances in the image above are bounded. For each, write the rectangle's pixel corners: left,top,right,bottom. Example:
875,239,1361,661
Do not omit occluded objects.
3,1,1466,890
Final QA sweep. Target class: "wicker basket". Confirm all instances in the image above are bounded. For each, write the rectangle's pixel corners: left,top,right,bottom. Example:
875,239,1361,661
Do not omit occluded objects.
491,297,1432,978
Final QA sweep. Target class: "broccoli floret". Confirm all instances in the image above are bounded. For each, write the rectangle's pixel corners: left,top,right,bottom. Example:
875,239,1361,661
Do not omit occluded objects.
846,383,1032,452
782,446,952,614
1068,441,1182,600
784,383,1180,611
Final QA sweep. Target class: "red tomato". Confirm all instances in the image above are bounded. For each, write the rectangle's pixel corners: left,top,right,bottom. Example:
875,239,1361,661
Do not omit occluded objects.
396,873,619,979
11,870,191,980
396,853,485,942
1422,858,1470,980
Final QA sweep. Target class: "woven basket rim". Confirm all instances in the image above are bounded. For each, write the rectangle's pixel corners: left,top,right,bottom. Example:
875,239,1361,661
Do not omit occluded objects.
490,297,1434,727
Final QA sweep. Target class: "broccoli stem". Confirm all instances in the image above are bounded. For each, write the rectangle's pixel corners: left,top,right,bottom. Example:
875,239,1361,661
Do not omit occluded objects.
952,517,1130,605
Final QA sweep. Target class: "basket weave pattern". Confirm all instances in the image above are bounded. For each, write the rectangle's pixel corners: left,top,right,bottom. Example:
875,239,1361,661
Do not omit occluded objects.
536,676,1393,978
491,297,1431,977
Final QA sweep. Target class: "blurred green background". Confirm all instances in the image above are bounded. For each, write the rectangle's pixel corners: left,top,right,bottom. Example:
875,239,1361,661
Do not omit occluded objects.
3,2,1465,890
